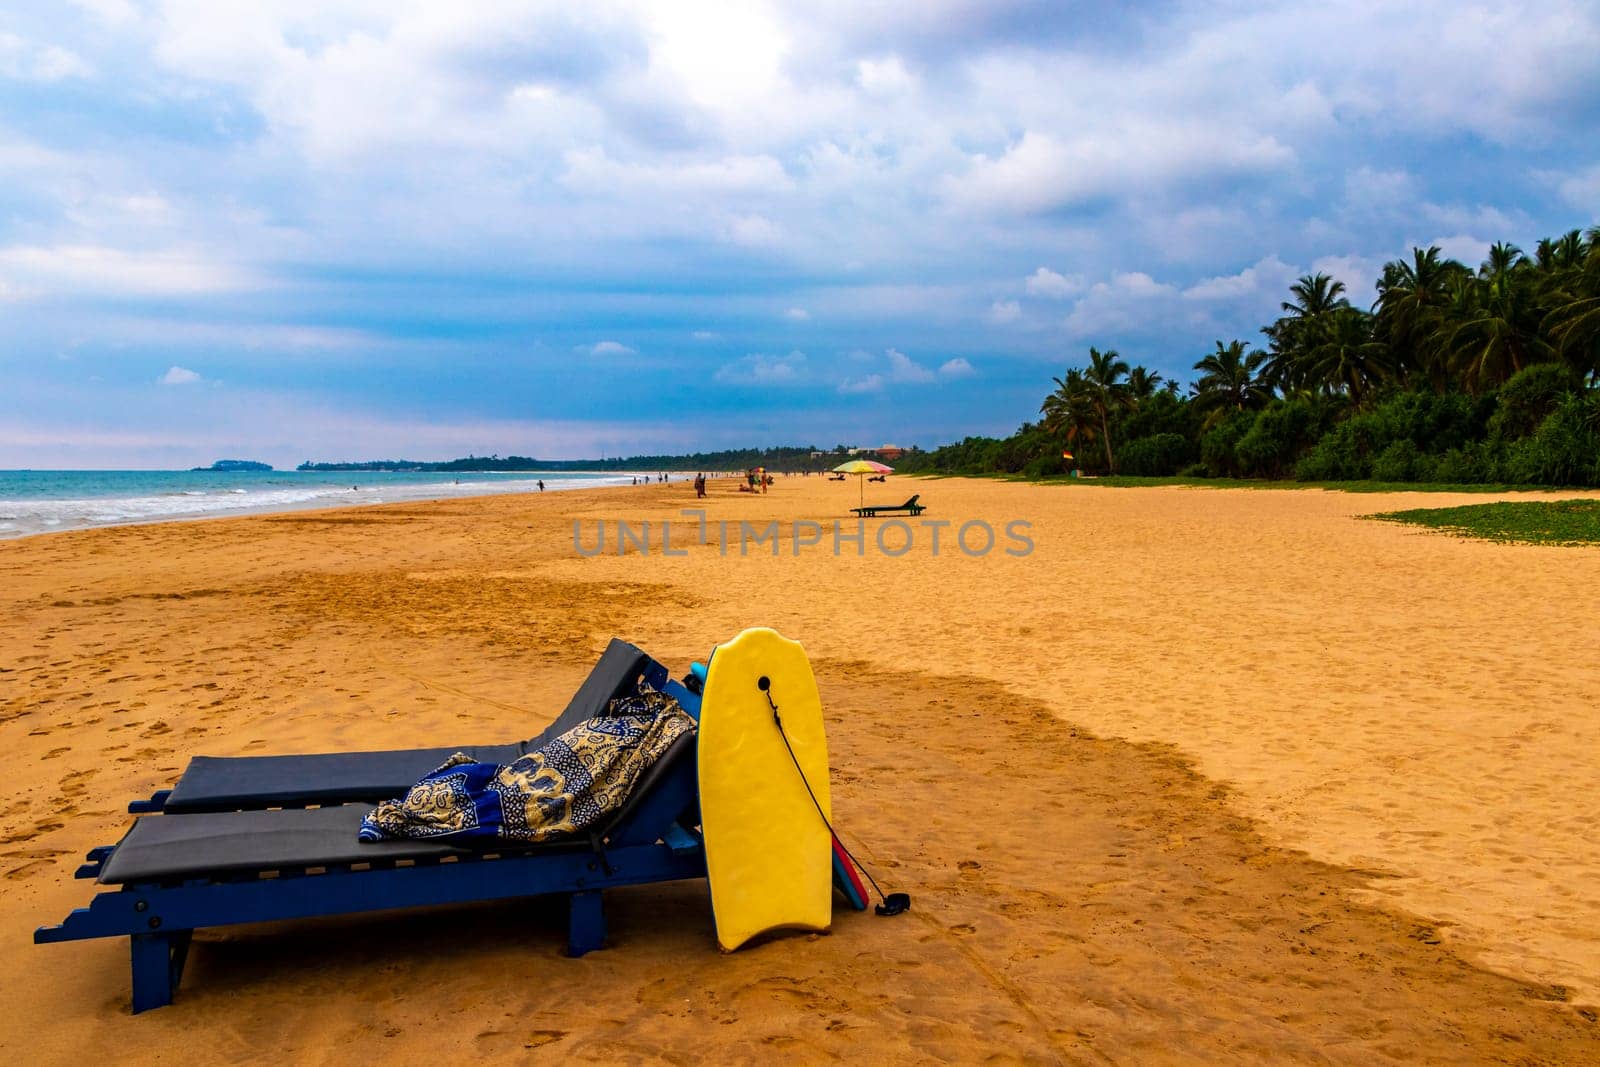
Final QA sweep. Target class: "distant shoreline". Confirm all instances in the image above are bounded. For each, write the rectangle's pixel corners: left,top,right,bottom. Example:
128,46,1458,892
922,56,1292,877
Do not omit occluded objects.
0,469,642,542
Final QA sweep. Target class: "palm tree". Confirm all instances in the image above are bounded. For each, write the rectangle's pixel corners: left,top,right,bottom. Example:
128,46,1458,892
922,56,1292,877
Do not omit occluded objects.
1083,347,1131,473
1303,308,1386,406
1439,243,1551,392
1541,227,1600,385
1040,368,1098,459
1127,365,1165,401
1375,246,1467,391
1262,273,1352,393
1191,340,1271,425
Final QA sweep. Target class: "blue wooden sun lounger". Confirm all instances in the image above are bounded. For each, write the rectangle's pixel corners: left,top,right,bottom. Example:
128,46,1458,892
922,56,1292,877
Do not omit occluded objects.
135,638,652,814
36,649,706,1013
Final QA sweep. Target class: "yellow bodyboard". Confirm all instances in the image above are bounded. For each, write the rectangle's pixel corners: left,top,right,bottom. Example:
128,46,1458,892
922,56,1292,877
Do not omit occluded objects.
698,628,832,951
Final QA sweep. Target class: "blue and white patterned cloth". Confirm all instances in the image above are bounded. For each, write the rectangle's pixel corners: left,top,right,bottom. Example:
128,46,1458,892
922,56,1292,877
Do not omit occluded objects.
358,682,693,844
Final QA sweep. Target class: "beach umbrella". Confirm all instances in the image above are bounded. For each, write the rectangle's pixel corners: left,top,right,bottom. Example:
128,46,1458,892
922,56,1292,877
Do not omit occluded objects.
831,458,893,507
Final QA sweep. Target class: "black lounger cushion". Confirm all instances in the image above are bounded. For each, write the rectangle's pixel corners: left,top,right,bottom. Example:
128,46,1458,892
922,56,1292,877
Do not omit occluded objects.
100,733,699,885
161,639,650,812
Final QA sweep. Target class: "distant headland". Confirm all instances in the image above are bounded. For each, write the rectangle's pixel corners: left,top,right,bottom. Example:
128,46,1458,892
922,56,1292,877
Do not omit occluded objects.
297,446,912,474
193,460,273,472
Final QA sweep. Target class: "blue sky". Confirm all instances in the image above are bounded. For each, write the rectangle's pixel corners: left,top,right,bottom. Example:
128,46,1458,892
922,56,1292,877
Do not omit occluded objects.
2,1,1598,468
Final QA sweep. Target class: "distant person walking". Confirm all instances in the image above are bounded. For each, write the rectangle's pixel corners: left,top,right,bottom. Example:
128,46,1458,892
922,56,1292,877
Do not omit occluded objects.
537,480,544,492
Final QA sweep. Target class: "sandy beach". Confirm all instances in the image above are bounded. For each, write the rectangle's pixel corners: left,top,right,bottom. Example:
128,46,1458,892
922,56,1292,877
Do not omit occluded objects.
4,475,1599,1062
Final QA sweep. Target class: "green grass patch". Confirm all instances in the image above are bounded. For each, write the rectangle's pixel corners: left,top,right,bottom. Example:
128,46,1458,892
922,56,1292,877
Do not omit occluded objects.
1367,499,1600,546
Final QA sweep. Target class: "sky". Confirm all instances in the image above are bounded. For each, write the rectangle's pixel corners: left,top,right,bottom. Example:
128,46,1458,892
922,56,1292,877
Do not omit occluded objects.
2,1,1598,468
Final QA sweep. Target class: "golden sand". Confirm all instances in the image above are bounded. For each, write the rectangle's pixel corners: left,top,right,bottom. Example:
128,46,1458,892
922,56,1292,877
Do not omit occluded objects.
3,476,1599,1061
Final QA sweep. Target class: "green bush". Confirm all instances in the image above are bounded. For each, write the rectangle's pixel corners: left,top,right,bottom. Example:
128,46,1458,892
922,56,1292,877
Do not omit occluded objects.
1235,399,1334,478
1489,362,1577,441
1200,411,1253,477
1118,433,1195,476
1295,420,1368,480
1505,396,1600,485
1023,452,1066,479
1370,439,1422,481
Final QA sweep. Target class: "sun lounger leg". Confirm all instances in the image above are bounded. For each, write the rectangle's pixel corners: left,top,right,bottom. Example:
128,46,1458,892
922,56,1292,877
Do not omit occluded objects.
566,891,605,957
129,930,190,1013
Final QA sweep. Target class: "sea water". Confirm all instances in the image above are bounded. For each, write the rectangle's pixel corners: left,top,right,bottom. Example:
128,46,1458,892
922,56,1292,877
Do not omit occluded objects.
0,469,635,539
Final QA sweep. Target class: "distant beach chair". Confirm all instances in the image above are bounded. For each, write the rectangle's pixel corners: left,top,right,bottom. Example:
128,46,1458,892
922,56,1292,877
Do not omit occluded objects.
35,643,708,1012
850,494,924,518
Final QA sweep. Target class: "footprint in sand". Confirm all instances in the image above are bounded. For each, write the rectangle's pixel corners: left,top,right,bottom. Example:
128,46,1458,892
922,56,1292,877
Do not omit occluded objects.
475,1029,567,1052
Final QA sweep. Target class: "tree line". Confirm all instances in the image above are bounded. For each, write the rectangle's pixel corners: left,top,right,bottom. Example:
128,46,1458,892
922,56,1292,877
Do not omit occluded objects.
897,225,1600,486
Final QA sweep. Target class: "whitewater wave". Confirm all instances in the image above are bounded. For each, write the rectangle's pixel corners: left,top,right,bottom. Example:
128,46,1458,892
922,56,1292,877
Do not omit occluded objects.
0,474,631,539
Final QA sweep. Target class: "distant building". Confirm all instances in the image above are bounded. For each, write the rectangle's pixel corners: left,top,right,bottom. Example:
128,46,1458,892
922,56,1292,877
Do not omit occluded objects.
873,444,906,461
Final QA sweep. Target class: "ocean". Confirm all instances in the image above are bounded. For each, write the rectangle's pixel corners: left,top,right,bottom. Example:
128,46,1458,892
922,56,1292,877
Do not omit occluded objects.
0,469,636,539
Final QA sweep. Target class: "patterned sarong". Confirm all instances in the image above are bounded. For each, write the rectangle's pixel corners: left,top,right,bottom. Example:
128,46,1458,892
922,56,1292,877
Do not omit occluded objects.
358,682,694,844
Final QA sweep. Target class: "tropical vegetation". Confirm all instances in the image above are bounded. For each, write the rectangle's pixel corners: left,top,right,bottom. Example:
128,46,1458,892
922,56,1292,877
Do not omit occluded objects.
897,225,1600,487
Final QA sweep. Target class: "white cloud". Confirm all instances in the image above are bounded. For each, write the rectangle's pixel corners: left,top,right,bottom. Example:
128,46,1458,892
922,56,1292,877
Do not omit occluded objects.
159,365,201,386
988,299,1021,324
837,374,883,395
938,357,975,379
0,244,255,297
1310,253,1388,302
714,350,807,385
562,148,792,198
691,330,718,341
723,213,784,247
857,55,913,96
943,125,1292,217
0,34,93,82
1063,272,1181,338
885,347,935,383
1429,234,1492,270
1553,163,1600,213
1024,267,1080,299
582,340,637,357
1182,255,1298,302
784,307,810,321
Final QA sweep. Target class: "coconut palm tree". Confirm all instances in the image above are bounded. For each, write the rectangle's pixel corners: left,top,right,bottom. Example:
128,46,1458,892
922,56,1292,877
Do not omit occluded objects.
1375,246,1467,391
1040,368,1098,459
1191,340,1271,426
1302,308,1387,406
1262,273,1352,393
1082,347,1131,473
1126,365,1165,401
1544,226,1600,385
1439,243,1551,392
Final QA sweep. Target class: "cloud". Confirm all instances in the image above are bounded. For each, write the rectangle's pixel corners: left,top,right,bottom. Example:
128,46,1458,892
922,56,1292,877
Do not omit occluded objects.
837,374,883,395
1024,267,1080,298
691,330,718,340
1552,163,1600,214
1182,256,1298,302
159,365,201,386
943,125,1293,217
0,245,255,297
784,307,810,321
885,347,935,383
581,340,637,358
856,55,914,96
0,33,93,82
938,357,975,379
1063,272,1181,338
988,299,1021,324
714,350,808,385
723,213,784,247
